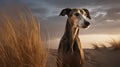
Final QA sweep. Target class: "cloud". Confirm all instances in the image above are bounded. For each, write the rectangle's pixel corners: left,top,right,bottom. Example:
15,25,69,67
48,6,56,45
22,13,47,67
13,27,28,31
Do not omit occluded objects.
105,19,115,22
94,11,107,18
104,7,120,19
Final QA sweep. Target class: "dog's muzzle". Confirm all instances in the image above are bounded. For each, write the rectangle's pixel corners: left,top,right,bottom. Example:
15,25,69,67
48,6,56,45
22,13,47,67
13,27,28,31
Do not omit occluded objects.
82,20,90,28
84,20,90,26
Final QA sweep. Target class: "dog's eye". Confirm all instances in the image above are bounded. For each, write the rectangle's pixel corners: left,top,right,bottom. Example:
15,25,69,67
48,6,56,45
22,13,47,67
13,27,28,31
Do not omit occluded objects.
74,13,80,16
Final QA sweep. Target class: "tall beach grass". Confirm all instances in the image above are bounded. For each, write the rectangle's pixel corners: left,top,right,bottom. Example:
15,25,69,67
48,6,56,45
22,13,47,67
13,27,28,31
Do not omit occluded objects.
92,38,120,50
108,38,120,50
0,4,47,67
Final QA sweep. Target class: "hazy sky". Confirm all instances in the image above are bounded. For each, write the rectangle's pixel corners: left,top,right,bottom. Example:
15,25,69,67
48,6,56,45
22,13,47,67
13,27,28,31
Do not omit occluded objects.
0,0,120,48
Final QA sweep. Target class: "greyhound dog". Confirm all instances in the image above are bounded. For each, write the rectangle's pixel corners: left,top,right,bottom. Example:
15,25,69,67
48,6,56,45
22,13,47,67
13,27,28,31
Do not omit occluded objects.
57,8,91,67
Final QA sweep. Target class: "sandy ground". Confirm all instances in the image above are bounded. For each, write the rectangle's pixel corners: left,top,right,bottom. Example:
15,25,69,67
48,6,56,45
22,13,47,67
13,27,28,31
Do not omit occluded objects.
47,48,120,67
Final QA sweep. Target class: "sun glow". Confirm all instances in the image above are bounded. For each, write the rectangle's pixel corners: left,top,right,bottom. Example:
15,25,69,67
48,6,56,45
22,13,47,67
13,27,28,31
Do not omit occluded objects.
80,34,120,48
47,34,120,49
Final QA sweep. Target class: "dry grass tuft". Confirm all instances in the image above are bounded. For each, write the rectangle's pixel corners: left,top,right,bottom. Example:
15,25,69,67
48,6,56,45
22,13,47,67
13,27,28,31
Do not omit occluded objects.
91,43,99,49
92,38,120,50
100,44,107,48
0,4,47,67
108,39,120,50
91,42,107,49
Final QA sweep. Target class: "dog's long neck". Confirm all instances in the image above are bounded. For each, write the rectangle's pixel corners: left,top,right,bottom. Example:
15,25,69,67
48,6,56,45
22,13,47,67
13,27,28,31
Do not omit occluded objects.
64,19,79,37
64,19,79,53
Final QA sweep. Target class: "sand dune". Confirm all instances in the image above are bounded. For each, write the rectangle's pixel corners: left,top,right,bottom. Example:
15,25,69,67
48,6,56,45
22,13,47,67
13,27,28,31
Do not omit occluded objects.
47,48,120,67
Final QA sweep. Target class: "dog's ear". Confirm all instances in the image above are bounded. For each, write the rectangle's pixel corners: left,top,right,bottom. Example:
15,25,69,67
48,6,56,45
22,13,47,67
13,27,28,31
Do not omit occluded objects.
81,8,91,19
59,8,72,16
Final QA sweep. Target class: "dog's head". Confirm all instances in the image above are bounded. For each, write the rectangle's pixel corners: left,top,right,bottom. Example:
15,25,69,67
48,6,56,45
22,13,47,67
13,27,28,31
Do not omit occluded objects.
59,8,91,28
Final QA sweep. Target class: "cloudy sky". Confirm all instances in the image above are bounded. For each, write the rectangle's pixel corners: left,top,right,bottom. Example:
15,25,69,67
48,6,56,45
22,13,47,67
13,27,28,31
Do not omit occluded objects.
1,0,120,48
22,0,120,34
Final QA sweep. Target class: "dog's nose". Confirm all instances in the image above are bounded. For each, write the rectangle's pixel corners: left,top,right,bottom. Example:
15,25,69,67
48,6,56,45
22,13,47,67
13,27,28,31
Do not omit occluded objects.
84,21,90,26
